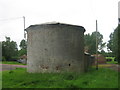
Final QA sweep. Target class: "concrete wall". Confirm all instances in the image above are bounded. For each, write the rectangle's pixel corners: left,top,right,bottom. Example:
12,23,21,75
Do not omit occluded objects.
26,23,85,73
0,42,2,61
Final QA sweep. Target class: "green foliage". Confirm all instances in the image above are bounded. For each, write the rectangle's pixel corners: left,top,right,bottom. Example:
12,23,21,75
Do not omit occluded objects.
107,27,119,62
106,57,115,61
2,68,118,88
2,56,6,61
2,37,18,61
105,57,118,64
84,31,106,54
101,52,114,57
19,39,27,50
2,37,27,61
18,49,27,57
18,39,27,56
106,61,118,64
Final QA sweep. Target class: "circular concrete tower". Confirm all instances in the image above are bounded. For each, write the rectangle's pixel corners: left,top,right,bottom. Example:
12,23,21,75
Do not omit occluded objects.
26,22,85,73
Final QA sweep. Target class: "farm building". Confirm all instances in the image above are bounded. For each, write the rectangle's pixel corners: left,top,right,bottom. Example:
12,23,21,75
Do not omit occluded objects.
93,54,106,64
17,54,27,64
26,22,90,73
84,53,95,71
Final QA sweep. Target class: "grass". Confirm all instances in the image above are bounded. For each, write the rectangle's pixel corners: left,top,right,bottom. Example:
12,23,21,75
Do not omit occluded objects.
107,61,118,64
2,67,119,88
106,57,118,64
106,57,115,60
0,61,26,65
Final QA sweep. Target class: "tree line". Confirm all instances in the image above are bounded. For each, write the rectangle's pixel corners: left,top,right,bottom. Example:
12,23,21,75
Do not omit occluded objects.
2,37,27,61
84,26,119,62
1,26,119,62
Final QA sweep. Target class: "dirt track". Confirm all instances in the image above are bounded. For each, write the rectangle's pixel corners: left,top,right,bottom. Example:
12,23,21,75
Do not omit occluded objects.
0,64,27,71
106,64,120,72
94,64,120,72
0,64,120,72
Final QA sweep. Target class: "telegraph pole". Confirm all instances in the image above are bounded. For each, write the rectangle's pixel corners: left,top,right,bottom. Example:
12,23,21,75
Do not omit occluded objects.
96,20,98,70
23,16,26,39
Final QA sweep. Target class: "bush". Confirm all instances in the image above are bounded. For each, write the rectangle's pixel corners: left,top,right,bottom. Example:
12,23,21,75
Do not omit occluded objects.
105,57,115,61
2,56,6,61
10,56,19,61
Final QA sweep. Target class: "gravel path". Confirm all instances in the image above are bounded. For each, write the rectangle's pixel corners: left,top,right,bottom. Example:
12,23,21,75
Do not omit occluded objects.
0,64,27,71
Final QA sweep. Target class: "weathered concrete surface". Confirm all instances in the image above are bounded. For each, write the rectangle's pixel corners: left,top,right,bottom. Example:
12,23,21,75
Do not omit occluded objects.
26,23,85,73
84,53,95,72
0,42,2,61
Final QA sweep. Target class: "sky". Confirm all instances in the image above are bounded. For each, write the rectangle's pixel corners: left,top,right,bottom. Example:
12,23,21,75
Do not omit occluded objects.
0,0,119,50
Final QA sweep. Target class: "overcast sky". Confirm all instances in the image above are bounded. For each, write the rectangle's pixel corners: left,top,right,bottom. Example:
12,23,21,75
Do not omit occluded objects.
0,0,119,50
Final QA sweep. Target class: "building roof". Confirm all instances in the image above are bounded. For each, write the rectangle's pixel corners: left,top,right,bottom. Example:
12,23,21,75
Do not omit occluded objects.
25,22,86,32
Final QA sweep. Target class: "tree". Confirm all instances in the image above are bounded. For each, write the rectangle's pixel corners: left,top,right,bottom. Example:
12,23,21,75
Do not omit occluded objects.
19,39,27,50
107,26,119,61
18,39,27,56
2,37,18,61
84,31,106,54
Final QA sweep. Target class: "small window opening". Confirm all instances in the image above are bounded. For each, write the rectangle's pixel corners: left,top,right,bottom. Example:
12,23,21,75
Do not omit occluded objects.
69,64,71,66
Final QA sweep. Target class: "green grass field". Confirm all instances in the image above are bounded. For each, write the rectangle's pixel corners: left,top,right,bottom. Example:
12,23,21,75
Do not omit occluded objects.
2,67,119,88
1,61,26,65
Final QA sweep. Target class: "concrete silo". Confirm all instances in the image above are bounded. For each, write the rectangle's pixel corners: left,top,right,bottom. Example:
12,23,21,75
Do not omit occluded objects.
26,22,86,73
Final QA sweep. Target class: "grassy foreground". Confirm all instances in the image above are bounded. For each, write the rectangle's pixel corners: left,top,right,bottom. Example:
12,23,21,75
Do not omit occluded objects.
2,68,119,88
